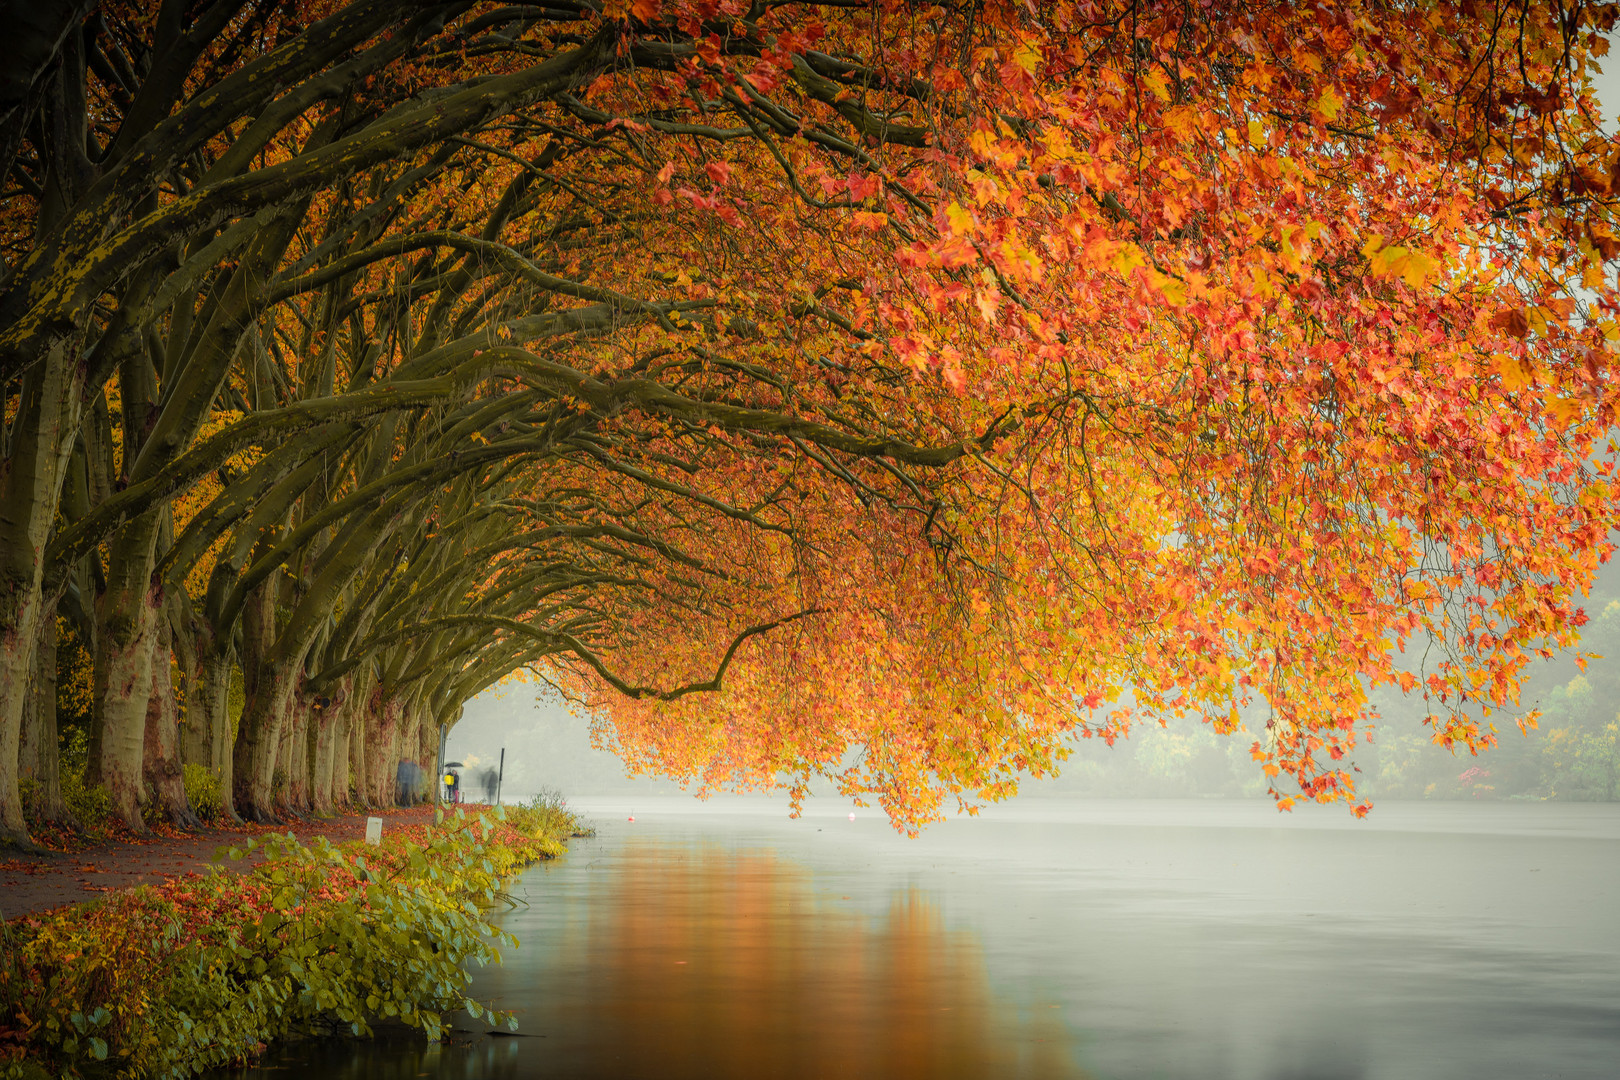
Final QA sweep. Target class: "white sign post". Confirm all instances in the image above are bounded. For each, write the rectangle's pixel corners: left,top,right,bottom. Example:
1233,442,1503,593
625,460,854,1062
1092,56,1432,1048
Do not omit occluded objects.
365,816,383,845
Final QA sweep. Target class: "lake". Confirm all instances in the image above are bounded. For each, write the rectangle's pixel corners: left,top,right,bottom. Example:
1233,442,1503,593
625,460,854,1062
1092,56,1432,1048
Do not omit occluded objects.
227,797,1620,1079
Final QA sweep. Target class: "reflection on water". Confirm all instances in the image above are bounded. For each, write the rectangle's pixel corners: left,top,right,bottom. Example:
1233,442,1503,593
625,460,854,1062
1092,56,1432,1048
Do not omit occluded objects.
524,838,1077,1079
219,799,1620,1080
215,1030,527,1080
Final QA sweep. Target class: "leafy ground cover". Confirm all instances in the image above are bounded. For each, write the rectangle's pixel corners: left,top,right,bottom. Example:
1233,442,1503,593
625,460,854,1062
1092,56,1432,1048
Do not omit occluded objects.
0,796,580,1078
0,805,442,918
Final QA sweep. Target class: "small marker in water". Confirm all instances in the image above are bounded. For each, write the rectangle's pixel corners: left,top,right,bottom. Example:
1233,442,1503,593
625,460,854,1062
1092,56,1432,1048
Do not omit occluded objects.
848,812,856,821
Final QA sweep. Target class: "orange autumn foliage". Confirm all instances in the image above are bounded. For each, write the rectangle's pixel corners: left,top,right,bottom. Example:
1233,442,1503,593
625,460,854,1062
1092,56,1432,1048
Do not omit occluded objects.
522,0,1620,827
6,0,1620,835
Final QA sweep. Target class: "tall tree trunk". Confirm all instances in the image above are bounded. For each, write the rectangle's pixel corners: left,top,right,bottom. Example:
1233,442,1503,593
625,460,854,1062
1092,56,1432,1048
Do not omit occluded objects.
142,619,197,828
397,701,421,805
177,621,209,771
310,700,336,817
0,346,83,848
179,684,210,769
233,585,283,822
364,693,401,807
19,605,72,825
235,664,298,824
348,693,369,808
416,708,438,805
188,645,240,821
322,674,356,813
87,510,163,832
311,671,357,816
278,687,312,817
0,583,47,848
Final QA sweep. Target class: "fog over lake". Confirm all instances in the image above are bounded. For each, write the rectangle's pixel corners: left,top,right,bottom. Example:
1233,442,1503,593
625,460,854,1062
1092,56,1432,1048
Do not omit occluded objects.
230,796,1620,1080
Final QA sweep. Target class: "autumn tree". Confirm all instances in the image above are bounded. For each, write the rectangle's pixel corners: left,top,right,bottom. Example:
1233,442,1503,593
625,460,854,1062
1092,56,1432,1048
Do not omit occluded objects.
4,0,1620,844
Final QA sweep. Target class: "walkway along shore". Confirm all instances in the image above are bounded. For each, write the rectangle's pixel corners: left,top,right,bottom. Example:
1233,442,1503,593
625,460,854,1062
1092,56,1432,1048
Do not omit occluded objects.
0,805,438,920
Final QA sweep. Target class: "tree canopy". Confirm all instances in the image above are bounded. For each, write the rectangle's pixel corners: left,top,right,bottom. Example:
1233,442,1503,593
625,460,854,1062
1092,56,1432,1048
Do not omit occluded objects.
2,0,1618,844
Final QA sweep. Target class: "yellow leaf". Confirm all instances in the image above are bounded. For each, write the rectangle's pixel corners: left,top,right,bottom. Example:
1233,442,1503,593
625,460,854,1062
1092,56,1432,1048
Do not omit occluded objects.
1493,352,1532,393
1110,244,1146,276
1401,250,1436,289
1013,40,1042,74
946,202,975,237
1314,84,1344,121
1155,273,1188,307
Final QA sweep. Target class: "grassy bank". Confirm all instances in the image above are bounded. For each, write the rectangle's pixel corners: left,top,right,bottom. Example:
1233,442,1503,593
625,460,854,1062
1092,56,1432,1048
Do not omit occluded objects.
0,796,582,1079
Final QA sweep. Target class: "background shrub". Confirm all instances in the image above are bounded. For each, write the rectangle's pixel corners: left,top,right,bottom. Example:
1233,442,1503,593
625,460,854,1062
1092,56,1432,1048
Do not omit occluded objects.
57,768,112,836
504,787,584,841
182,765,223,821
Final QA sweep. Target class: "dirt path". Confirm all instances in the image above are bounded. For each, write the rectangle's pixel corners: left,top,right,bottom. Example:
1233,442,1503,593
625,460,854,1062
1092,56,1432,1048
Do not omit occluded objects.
0,805,439,920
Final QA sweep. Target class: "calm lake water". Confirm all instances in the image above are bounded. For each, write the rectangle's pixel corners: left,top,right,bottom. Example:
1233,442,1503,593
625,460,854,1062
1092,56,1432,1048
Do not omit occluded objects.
230,797,1620,1079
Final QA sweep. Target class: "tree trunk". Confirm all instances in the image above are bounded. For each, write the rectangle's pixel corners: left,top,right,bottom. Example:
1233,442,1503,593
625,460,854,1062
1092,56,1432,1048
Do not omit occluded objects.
322,675,356,813
0,585,45,847
312,670,360,816
276,687,312,818
178,623,211,772
142,620,197,828
0,347,84,849
348,696,368,808
416,709,438,805
233,585,283,822
19,605,72,825
364,693,401,807
234,663,299,824
397,701,421,805
183,645,240,821
310,696,338,817
87,510,163,832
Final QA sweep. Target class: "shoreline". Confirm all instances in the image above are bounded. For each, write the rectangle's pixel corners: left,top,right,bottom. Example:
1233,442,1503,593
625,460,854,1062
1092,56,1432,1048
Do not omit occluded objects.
0,799,581,1077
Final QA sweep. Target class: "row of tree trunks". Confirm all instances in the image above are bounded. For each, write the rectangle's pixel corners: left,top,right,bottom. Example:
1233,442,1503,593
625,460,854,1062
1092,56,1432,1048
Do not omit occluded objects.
7,554,426,840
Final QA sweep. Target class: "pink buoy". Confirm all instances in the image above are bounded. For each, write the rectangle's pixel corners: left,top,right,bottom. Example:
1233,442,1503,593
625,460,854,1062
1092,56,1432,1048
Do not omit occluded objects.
848,812,856,821
628,815,635,822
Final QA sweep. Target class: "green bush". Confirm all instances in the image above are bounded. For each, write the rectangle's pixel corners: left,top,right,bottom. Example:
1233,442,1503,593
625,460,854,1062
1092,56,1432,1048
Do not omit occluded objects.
504,787,585,838
182,764,223,821
58,767,112,835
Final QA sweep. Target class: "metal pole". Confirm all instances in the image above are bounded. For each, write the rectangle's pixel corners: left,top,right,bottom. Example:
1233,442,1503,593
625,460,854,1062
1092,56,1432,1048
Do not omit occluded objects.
435,724,447,810
496,747,505,805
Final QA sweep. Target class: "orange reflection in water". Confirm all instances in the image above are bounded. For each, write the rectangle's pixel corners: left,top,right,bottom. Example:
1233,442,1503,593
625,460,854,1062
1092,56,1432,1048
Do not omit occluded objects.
551,837,1085,1080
